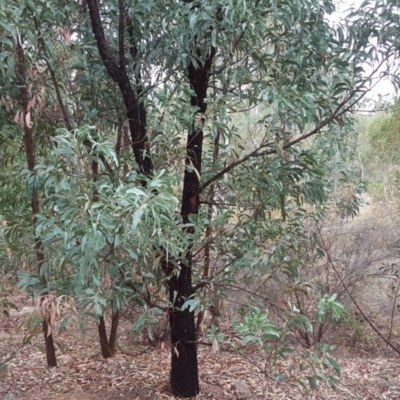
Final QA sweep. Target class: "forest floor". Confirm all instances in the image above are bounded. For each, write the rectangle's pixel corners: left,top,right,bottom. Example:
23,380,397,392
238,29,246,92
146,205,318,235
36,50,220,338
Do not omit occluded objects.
2,199,400,399
1,297,400,400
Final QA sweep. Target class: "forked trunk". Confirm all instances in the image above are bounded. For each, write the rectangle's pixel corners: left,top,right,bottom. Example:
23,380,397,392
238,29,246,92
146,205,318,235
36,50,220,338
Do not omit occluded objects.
98,311,120,358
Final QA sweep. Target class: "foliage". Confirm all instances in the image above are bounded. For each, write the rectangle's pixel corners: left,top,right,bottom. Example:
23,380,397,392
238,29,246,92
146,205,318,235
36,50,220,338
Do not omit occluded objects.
24,127,187,320
0,281,17,318
0,0,400,395
359,100,400,201
235,306,342,391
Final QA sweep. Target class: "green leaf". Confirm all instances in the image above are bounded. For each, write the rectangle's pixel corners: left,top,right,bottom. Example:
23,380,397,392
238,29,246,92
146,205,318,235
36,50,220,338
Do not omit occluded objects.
276,373,288,383
308,376,317,390
59,315,72,334
326,355,341,377
133,208,145,229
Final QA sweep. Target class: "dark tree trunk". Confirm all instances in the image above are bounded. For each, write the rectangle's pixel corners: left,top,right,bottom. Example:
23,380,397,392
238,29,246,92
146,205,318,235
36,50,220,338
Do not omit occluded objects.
109,311,120,353
86,0,152,176
43,320,57,366
168,262,198,397
98,316,113,358
86,0,151,362
97,311,119,358
87,1,217,396
16,40,57,368
167,47,216,398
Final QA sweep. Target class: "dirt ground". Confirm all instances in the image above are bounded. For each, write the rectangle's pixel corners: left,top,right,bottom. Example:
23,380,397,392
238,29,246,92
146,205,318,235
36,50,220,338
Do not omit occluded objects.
3,199,400,399
1,296,400,400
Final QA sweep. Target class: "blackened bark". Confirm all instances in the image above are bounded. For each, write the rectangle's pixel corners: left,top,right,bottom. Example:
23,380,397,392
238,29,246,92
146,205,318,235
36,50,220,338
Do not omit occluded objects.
16,40,57,368
168,47,216,398
86,0,152,176
168,263,198,397
43,320,57,366
109,311,120,353
98,316,113,358
97,312,120,358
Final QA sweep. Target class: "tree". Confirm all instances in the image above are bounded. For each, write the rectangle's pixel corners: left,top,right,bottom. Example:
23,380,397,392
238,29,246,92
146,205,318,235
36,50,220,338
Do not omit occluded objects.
360,100,400,201
1,0,400,397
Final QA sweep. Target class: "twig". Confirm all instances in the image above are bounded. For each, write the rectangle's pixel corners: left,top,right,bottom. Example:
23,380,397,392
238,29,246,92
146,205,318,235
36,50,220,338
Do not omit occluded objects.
117,344,152,357
388,279,400,340
316,224,400,355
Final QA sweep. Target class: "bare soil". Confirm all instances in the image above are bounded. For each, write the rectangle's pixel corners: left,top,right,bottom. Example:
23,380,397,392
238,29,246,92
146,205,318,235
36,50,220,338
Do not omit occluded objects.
2,198,400,399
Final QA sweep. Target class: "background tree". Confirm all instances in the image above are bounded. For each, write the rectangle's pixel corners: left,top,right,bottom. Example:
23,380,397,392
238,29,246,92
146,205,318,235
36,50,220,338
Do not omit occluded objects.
359,100,400,201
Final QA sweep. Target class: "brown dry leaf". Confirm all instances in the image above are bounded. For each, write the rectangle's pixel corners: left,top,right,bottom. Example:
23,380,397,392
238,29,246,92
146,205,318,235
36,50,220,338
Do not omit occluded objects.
39,296,48,318
14,110,22,126
2,95,13,111
147,282,154,295
25,111,32,128
27,98,34,112
103,273,112,290
47,322,52,337
2,296,400,400
62,28,71,45
131,270,140,282
27,65,37,80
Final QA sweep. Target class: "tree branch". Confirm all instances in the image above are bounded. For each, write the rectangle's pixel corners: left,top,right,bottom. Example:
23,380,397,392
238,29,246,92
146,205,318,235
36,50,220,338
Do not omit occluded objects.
199,55,392,195
118,0,126,71
86,0,153,175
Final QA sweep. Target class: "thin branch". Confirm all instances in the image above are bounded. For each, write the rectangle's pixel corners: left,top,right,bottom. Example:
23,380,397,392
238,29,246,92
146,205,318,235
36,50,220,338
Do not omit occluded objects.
118,0,126,71
86,0,121,80
124,280,168,312
316,224,400,355
199,55,391,195
32,15,74,131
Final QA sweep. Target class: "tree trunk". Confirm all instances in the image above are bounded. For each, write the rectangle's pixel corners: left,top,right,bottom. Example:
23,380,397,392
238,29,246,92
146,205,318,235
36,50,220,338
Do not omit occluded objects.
98,316,113,358
97,311,119,358
86,0,152,176
109,311,120,354
167,47,216,398
168,262,199,397
43,320,57,367
16,39,57,368
87,1,217,395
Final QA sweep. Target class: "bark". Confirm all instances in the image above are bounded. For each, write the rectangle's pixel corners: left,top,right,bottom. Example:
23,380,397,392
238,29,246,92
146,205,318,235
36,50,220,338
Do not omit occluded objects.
167,262,199,398
109,311,120,353
86,0,152,176
43,320,57,367
87,0,217,395
167,47,216,398
16,39,57,368
98,316,113,358
97,312,120,358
